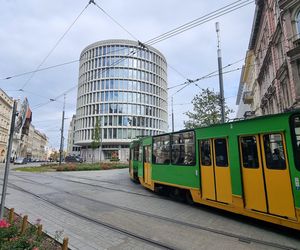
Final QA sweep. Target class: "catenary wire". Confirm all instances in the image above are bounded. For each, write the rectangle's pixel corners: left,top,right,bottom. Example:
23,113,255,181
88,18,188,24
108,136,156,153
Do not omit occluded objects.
20,2,91,90
92,1,138,41
0,29,295,83
145,0,254,45
145,0,251,45
92,0,187,80
1,0,257,109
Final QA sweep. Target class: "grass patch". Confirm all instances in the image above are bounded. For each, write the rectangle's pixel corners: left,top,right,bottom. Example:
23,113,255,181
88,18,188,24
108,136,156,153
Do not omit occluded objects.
56,162,128,171
14,166,57,172
15,162,128,172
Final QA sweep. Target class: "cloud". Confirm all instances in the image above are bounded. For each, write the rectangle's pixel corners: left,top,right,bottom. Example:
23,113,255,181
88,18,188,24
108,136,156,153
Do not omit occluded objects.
0,0,255,147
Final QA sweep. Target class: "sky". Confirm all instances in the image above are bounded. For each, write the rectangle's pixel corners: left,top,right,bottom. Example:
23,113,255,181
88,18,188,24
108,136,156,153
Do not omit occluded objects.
0,0,255,149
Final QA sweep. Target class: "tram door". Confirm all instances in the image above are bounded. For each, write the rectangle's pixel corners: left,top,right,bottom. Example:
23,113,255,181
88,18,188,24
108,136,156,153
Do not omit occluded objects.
199,138,232,203
129,148,133,178
240,133,295,219
143,145,152,186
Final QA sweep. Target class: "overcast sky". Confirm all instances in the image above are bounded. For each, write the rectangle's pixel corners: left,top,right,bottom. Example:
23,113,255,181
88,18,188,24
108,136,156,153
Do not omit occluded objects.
0,0,255,149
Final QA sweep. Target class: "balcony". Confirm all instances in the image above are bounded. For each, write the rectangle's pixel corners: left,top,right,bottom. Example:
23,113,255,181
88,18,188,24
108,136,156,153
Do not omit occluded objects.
243,91,253,104
293,38,300,47
287,38,300,59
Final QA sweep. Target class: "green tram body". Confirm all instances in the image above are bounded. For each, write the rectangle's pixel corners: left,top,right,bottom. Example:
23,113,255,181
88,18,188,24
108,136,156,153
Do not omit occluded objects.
129,110,300,230
129,139,140,182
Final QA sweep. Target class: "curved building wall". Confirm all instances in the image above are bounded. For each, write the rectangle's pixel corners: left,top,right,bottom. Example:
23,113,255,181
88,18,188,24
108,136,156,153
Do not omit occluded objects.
74,39,168,161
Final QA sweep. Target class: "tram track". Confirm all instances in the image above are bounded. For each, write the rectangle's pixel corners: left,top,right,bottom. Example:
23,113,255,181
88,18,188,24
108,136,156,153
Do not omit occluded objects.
7,182,175,250
8,173,298,250
13,172,157,198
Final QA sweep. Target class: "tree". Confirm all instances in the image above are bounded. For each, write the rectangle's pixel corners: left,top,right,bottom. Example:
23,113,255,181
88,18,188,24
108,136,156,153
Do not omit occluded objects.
91,117,101,163
184,88,233,129
50,150,60,162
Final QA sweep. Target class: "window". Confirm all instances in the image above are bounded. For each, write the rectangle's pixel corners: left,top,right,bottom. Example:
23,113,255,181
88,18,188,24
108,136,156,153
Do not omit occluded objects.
139,145,143,161
239,136,259,168
133,145,139,161
297,11,300,36
152,135,170,164
263,133,286,170
200,140,211,166
171,131,195,165
291,115,300,171
144,146,151,163
214,138,228,167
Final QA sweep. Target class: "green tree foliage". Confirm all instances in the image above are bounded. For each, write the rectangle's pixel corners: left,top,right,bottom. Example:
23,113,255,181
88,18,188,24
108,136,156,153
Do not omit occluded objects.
50,151,59,161
184,88,233,129
91,117,101,149
91,117,101,163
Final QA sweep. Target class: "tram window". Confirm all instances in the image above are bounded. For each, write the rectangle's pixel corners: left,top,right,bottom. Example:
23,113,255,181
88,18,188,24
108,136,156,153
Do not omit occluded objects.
153,135,170,164
200,140,211,166
144,146,151,163
133,146,139,161
171,131,195,166
129,148,133,161
138,146,143,162
240,136,259,168
263,134,286,170
214,138,228,167
291,115,300,171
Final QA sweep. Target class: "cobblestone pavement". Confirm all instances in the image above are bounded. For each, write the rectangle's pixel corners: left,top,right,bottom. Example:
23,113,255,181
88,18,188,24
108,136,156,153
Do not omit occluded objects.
0,168,299,249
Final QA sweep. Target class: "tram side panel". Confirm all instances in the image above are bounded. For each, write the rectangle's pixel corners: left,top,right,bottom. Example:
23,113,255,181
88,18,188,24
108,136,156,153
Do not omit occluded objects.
151,131,200,192
193,111,300,230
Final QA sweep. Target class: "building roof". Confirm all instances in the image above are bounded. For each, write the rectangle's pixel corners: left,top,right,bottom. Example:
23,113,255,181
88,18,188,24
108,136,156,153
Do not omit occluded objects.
80,39,167,62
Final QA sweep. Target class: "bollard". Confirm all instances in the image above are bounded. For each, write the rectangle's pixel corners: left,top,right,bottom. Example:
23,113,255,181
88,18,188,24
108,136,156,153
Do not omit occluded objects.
21,215,28,235
9,208,14,224
37,224,43,236
62,237,69,250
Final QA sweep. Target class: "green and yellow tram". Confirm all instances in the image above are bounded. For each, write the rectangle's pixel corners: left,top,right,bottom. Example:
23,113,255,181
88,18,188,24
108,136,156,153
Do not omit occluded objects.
129,139,141,182
129,110,300,230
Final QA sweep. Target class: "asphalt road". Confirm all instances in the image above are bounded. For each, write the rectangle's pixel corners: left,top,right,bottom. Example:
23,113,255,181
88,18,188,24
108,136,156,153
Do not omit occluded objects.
0,167,299,250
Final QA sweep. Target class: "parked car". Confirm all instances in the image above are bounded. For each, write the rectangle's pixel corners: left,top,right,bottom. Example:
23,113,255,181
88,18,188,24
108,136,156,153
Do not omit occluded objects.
65,156,83,163
14,157,27,165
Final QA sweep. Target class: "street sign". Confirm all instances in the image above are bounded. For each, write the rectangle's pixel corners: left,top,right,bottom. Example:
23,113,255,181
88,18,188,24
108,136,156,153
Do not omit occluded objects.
15,98,29,134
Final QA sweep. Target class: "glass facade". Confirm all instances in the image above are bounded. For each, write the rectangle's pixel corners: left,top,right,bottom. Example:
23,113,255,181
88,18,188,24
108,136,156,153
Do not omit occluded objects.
74,39,168,146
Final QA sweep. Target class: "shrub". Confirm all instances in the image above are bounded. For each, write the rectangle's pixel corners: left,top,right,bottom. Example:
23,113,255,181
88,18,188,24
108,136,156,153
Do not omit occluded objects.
0,218,42,250
0,210,63,249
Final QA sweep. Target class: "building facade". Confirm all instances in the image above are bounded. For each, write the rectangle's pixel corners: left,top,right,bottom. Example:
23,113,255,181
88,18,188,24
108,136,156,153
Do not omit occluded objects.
239,0,300,115
67,115,81,156
236,66,251,118
32,127,48,161
12,123,48,161
0,89,13,163
74,39,168,162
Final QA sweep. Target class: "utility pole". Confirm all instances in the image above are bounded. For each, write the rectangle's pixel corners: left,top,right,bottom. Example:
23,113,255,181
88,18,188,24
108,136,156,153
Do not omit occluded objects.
215,22,225,123
0,101,17,219
171,96,174,132
59,94,66,165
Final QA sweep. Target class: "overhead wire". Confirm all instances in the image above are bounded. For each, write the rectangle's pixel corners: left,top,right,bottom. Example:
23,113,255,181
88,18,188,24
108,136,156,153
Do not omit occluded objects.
20,2,91,90
145,0,254,45
92,0,188,80
92,1,138,41
2,0,256,110
34,117,71,123
0,59,79,81
8,49,287,110
31,49,138,110
0,27,295,83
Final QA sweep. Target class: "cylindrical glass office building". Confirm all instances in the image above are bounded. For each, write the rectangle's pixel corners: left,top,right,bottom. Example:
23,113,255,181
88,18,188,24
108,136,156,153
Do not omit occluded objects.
74,39,168,161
